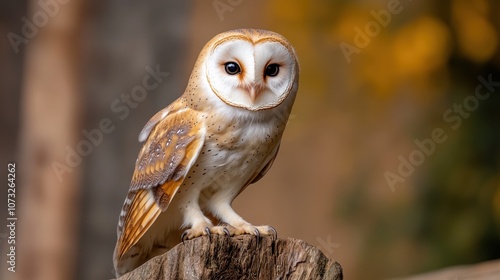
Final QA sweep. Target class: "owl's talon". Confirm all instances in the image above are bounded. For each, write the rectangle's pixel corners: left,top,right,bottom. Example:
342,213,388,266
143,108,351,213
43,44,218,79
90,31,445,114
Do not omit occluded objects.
209,225,234,236
218,222,234,236
268,226,278,241
231,224,277,240
181,224,213,243
254,228,260,239
181,231,188,244
204,226,211,241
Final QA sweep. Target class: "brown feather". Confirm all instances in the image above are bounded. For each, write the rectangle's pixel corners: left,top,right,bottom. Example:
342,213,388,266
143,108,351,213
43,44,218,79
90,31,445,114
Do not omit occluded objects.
114,106,205,263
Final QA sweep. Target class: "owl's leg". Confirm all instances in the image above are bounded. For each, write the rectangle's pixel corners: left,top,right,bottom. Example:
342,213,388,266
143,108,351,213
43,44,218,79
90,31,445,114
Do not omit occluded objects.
208,200,277,239
179,193,214,241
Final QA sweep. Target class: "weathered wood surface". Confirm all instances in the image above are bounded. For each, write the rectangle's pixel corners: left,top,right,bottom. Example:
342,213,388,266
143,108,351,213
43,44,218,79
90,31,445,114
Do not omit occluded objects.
397,259,500,280
117,235,343,280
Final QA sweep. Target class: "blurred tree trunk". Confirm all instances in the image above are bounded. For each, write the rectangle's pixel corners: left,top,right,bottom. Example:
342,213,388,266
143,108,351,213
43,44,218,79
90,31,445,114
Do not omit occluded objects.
15,0,85,280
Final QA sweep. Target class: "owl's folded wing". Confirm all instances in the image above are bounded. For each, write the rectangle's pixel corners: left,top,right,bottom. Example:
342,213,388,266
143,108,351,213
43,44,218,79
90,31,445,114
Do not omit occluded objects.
114,107,206,262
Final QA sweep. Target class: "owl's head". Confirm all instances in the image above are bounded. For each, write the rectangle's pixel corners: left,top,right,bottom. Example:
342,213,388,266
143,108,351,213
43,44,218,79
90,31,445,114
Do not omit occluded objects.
192,29,299,112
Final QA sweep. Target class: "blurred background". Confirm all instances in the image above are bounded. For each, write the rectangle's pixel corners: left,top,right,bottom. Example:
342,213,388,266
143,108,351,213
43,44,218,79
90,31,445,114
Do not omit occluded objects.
1,0,499,279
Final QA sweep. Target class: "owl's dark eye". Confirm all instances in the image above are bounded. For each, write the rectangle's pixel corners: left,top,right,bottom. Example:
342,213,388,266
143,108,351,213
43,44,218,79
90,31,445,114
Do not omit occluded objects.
265,64,280,77
224,62,241,75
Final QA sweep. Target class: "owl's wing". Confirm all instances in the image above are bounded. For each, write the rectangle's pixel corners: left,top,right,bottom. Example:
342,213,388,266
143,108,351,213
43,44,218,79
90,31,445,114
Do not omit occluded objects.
236,143,280,197
114,106,205,261
250,144,280,184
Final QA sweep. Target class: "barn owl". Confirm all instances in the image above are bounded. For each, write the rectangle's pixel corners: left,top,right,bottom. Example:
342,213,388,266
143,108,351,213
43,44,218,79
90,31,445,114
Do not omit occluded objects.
113,29,299,277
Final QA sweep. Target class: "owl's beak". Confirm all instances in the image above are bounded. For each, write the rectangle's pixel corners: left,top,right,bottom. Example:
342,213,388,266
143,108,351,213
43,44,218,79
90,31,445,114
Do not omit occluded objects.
248,85,263,103
249,87,257,102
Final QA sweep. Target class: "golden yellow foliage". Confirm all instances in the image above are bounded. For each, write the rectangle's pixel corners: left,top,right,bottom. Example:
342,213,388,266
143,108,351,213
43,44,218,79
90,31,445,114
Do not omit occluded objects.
393,16,451,77
452,0,498,63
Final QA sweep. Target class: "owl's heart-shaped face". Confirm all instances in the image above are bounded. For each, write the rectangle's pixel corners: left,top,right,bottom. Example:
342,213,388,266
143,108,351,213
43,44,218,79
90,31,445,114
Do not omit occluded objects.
204,30,298,111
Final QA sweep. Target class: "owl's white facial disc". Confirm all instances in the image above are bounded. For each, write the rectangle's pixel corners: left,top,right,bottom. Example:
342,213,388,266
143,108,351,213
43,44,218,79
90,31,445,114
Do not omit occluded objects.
206,36,297,111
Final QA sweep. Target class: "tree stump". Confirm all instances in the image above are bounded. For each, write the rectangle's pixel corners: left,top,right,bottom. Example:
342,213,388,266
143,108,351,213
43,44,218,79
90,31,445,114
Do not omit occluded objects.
116,235,343,280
